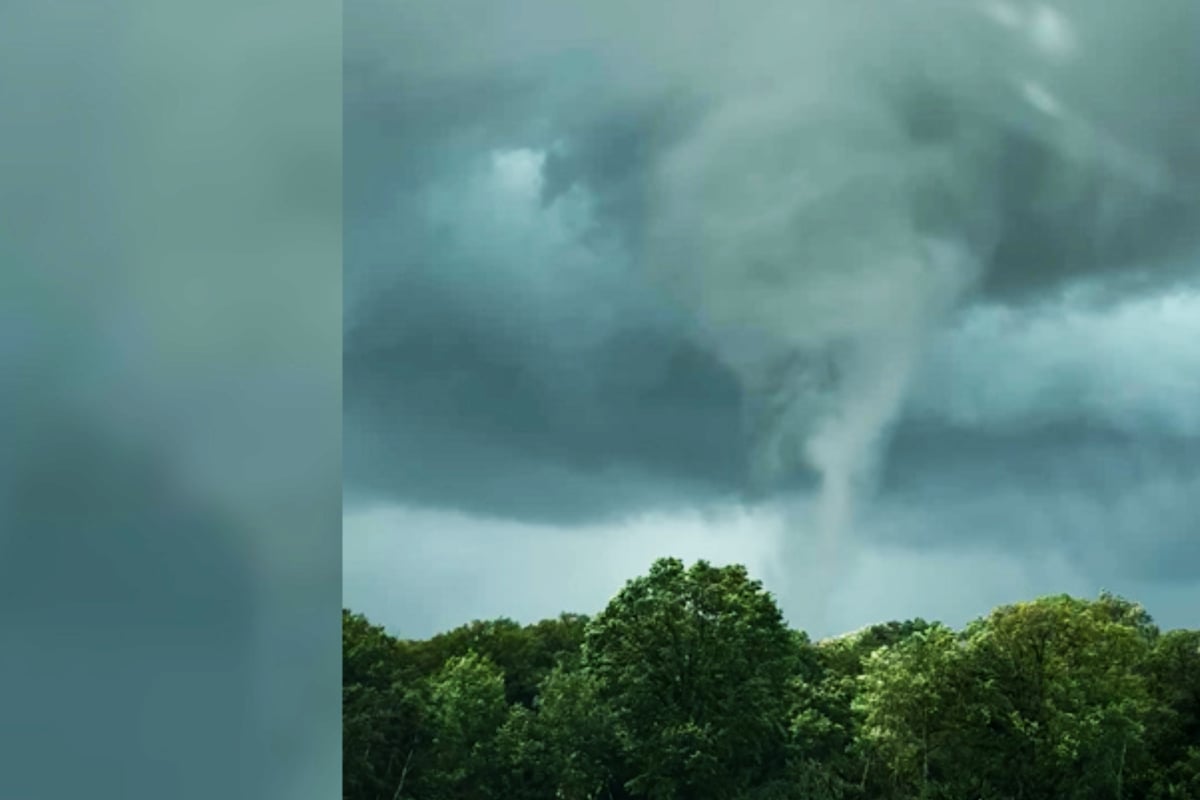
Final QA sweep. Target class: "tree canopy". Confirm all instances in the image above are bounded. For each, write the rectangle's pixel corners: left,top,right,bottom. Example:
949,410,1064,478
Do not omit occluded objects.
343,558,1199,800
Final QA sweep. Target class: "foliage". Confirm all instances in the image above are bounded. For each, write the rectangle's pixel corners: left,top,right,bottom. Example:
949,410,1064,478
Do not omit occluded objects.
494,665,619,800
342,610,425,800
584,558,796,799
420,651,509,799
856,623,965,799
342,564,1197,800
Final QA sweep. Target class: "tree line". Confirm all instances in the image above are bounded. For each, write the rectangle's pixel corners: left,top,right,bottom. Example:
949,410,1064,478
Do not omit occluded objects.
344,557,1200,800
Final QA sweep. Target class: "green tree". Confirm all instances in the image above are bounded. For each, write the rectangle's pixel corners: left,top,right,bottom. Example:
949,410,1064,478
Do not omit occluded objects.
343,610,425,800
345,577,1191,800
770,631,854,800
423,651,509,800
397,613,589,707
793,619,935,799
959,595,1158,800
855,624,964,799
496,665,620,800
1144,629,1200,799
584,558,796,799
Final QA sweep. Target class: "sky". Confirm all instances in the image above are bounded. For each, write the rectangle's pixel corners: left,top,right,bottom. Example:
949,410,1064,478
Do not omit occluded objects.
343,0,1200,640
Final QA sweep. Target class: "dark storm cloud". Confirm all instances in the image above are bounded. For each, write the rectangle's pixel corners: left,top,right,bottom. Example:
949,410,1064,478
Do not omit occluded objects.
879,421,1200,574
345,0,1200,569
344,19,740,521
345,305,747,521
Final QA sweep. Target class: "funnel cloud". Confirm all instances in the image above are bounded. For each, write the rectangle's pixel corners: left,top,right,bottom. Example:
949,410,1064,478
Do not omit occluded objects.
345,0,1200,635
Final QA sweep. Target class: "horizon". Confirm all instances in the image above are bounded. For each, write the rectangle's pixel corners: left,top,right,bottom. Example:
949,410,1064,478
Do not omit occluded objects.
344,542,1195,643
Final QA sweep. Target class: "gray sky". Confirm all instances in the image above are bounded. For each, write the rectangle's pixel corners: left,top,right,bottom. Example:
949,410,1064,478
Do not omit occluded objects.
344,0,1200,640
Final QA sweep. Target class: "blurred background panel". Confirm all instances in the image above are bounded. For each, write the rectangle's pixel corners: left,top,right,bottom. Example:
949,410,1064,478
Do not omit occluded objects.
0,1,340,798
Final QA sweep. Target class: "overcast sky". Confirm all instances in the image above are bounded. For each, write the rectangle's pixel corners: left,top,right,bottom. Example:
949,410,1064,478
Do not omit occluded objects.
343,0,1200,640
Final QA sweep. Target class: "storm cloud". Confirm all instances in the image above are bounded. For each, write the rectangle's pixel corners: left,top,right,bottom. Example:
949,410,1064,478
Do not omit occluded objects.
345,0,1200,632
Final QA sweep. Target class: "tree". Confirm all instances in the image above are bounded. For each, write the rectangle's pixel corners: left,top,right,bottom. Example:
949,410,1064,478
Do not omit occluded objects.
855,623,966,799
422,651,509,800
342,610,425,800
583,558,797,799
1143,629,1200,799
345,579,1190,800
396,613,589,707
958,595,1159,800
772,631,855,800
794,619,936,799
495,664,620,800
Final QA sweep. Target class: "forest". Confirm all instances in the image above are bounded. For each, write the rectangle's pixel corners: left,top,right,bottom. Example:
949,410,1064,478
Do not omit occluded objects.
344,558,1200,800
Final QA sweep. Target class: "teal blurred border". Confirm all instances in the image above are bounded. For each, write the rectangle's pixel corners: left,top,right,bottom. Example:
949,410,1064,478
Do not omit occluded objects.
0,2,341,798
